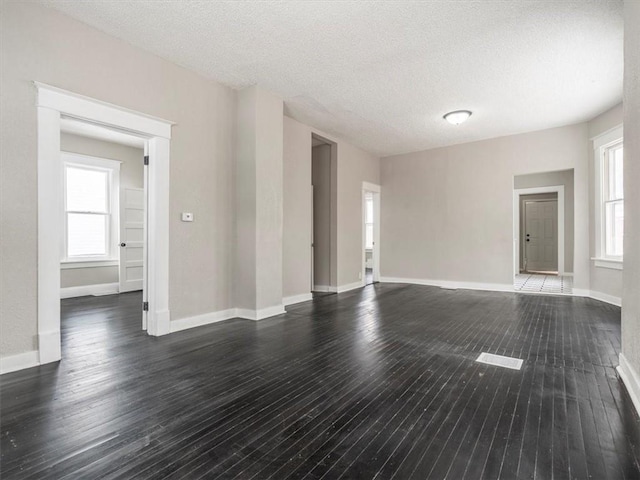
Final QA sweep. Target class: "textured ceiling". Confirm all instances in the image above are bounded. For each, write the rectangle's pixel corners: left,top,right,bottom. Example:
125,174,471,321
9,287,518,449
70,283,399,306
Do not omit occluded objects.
39,0,623,157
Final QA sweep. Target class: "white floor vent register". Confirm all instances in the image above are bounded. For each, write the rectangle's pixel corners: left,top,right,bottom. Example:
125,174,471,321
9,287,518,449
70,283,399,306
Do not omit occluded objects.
476,352,523,370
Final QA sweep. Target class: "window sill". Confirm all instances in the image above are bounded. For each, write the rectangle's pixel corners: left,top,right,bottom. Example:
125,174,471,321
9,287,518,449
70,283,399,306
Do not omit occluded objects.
61,260,119,269
591,258,623,270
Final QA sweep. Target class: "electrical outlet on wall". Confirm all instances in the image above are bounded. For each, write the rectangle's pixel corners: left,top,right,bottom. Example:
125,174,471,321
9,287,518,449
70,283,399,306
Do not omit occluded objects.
181,212,194,222
359,272,362,280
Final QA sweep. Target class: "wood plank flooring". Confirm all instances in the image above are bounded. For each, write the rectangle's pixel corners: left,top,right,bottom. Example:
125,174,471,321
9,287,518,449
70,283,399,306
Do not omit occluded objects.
1,284,640,479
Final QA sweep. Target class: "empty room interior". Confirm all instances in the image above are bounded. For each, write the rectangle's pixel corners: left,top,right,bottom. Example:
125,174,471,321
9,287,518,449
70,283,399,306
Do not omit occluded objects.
1,1,640,479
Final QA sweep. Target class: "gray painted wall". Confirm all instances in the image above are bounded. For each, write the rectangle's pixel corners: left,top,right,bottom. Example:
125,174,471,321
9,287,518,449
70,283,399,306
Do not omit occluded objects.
336,140,381,286
312,145,332,288
59,133,144,289
381,124,590,290
61,133,144,190
282,116,380,299
234,85,284,312
514,169,574,273
283,117,313,298
622,0,640,379
61,268,118,289
588,103,624,300
1,2,236,357
235,86,258,310
255,87,284,311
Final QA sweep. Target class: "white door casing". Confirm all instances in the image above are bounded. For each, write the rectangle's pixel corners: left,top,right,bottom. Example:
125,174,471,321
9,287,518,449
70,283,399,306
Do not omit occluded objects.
36,82,173,366
524,200,558,272
513,185,565,278
119,187,145,293
372,190,380,283
310,185,314,292
362,182,381,286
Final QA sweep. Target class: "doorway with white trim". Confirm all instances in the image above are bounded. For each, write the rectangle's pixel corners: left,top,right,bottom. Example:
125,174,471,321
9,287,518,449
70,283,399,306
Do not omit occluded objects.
311,133,337,294
36,83,173,367
521,194,558,274
513,169,574,295
362,182,381,286
59,118,146,303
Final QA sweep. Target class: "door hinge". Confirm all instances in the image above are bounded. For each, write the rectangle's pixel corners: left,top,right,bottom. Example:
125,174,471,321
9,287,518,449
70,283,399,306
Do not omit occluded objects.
143,301,149,312
144,155,149,166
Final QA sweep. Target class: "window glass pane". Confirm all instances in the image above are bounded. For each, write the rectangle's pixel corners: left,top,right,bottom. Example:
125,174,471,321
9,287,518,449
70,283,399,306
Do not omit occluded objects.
365,224,374,249
606,144,623,201
67,213,107,257
366,197,374,223
605,201,624,257
613,146,623,199
66,166,108,212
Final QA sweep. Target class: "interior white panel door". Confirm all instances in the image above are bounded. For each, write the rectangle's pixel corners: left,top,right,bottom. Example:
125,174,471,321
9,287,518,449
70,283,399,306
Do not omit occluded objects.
119,187,145,292
524,200,558,272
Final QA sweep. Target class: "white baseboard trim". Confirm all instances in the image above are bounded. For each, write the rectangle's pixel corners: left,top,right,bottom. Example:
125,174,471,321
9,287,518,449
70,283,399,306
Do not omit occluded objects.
617,353,640,417
283,293,313,306
447,280,513,292
171,303,287,332
236,305,286,321
254,305,287,320
380,277,623,306
380,276,513,293
573,288,590,297
1,350,40,375
60,282,119,299
312,285,336,293
168,299,300,334
337,281,364,293
170,308,236,333
589,290,622,307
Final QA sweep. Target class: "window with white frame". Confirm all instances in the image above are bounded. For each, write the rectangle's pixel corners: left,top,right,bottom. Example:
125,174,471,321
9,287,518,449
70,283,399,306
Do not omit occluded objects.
61,153,120,263
603,141,624,257
365,194,374,249
594,126,623,267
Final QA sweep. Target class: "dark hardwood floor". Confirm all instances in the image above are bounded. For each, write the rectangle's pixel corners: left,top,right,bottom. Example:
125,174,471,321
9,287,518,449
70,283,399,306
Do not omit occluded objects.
2,284,640,479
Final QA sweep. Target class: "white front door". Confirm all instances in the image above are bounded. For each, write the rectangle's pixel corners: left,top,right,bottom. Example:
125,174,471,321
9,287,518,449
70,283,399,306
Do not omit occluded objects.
524,200,558,272
119,187,144,292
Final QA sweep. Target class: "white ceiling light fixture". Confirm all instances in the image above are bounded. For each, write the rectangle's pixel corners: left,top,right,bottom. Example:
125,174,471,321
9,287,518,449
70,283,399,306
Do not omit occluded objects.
443,110,472,125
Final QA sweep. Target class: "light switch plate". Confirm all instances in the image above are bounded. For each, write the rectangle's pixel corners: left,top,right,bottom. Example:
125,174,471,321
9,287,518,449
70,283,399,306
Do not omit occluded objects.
181,212,194,222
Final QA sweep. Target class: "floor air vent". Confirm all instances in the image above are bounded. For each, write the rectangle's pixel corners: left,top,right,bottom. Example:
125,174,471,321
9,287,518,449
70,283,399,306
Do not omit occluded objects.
476,352,523,370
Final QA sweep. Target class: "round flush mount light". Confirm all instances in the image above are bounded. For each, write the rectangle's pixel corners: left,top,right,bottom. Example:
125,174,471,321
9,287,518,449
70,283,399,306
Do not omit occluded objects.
443,110,472,125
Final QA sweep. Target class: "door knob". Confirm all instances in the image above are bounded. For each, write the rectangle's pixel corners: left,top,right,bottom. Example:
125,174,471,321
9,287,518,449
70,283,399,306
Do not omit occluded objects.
120,242,126,247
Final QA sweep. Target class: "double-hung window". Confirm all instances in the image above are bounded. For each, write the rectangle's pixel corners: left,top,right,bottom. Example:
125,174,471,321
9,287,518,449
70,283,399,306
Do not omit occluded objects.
61,153,120,265
603,141,624,257
365,194,374,250
593,126,623,269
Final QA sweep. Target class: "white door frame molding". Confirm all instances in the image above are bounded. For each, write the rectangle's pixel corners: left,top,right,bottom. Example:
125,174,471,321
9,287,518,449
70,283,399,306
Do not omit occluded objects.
36,82,174,365
362,181,381,287
513,185,565,277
